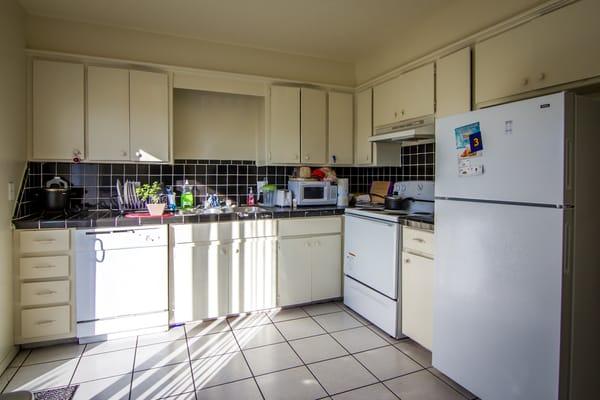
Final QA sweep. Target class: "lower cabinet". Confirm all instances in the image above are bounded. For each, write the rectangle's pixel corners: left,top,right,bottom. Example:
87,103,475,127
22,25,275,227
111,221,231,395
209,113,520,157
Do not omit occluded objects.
277,234,342,307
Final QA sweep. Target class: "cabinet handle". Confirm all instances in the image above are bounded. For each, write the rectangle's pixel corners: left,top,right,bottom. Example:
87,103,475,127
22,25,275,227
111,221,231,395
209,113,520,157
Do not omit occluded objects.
36,289,57,296
33,264,55,269
121,151,128,157
135,151,141,158
538,72,546,81
34,239,56,243
401,109,405,116
405,258,411,263
235,248,240,254
220,248,227,255
522,78,529,86
36,320,56,325
294,154,299,160
412,238,425,243
394,111,397,118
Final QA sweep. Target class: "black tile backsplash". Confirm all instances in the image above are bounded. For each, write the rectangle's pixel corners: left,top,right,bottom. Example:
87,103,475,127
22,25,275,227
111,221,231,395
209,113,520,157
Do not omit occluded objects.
13,143,434,219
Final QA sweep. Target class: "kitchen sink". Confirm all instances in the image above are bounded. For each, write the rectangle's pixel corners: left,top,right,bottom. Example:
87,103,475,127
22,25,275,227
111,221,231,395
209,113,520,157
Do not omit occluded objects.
235,206,267,214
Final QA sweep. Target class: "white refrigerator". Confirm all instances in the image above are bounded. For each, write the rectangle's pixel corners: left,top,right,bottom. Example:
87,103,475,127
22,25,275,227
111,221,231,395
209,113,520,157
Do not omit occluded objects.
433,92,599,400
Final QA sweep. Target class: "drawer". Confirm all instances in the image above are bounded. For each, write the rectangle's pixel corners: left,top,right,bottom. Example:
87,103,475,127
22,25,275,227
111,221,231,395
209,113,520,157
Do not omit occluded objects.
278,217,342,237
21,305,70,339
171,220,277,244
21,281,70,306
20,256,70,280
403,227,434,257
20,230,70,253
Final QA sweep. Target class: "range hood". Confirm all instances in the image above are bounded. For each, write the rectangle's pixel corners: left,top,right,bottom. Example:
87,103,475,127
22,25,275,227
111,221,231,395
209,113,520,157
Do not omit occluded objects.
369,115,435,143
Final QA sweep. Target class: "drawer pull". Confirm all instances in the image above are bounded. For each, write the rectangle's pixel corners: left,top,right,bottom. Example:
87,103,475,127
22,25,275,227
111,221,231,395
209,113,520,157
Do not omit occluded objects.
36,289,57,296
412,238,426,243
34,239,57,243
33,264,55,269
36,319,56,325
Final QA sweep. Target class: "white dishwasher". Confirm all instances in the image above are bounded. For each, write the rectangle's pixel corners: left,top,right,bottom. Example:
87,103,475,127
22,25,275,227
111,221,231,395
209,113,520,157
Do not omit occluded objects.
75,225,168,341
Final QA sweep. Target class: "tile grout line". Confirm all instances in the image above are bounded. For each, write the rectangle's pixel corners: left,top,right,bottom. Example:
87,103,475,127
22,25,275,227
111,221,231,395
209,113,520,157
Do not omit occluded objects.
224,317,266,400
67,343,87,387
183,325,200,400
128,336,139,400
266,311,332,399
423,367,471,399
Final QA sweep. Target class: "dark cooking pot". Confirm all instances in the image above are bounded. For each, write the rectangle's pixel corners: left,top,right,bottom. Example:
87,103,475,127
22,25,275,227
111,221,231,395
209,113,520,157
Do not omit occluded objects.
384,196,414,210
44,176,70,211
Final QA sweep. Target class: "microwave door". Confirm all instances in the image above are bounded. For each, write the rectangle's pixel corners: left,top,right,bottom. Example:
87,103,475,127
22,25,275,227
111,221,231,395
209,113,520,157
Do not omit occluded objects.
304,186,325,202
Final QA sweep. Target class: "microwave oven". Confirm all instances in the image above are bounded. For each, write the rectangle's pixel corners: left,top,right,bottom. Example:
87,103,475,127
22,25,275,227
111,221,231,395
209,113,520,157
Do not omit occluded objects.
288,180,338,206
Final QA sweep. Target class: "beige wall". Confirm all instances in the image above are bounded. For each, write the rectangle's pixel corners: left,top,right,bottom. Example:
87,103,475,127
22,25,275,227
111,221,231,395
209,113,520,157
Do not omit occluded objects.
0,0,27,370
355,0,544,84
26,15,355,87
174,90,263,160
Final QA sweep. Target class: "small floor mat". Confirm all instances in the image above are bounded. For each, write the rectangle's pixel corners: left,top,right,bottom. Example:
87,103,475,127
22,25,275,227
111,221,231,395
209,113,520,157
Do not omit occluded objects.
33,386,78,400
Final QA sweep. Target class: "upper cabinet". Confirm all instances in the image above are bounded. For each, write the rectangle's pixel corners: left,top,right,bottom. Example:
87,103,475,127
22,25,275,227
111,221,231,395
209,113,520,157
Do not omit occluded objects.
373,63,434,127
32,60,85,161
475,0,600,105
436,48,471,118
300,88,327,164
355,89,373,165
269,86,300,164
328,92,354,165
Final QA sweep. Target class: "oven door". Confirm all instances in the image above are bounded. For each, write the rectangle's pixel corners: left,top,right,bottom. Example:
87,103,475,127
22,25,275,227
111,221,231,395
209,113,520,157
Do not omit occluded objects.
344,214,400,299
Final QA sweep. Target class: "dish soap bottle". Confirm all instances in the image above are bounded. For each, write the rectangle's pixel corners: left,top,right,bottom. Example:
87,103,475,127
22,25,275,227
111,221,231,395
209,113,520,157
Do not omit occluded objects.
165,186,177,211
247,187,255,206
180,180,194,210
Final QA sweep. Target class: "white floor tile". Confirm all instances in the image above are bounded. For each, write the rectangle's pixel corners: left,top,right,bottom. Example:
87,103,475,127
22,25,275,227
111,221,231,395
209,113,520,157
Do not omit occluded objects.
394,339,432,367
428,367,477,400
131,362,195,400
72,348,135,384
267,307,308,323
134,339,189,371
332,383,397,400
275,318,326,341
366,325,403,344
72,373,131,400
331,327,388,353
137,326,186,347
354,346,422,380
384,370,465,400
5,359,78,392
336,305,371,326
192,352,252,389
188,331,240,360
234,324,285,350
84,337,138,356
196,378,262,400
186,319,231,337
0,368,17,392
289,334,348,364
256,366,326,400
23,343,85,366
303,303,342,316
227,313,271,330
9,350,30,368
243,342,302,376
308,356,377,395
313,312,362,333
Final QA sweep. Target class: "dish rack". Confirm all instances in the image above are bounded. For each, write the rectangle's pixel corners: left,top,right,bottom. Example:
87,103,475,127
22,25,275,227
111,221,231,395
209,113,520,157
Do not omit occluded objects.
116,180,146,213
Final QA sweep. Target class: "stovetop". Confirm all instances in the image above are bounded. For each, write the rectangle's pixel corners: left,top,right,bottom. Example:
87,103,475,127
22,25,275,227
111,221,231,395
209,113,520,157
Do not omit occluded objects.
347,206,434,224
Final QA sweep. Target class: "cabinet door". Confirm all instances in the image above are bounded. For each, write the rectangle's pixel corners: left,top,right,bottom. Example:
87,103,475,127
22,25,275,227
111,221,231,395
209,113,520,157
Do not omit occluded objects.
401,251,434,350
87,66,130,161
310,235,342,301
269,86,300,163
130,70,170,162
300,88,327,164
436,48,471,118
328,92,353,165
171,243,230,322
475,22,536,105
32,60,84,160
355,89,373,165
401,63,434,120
277,237,311,306
373,76,401,127
231,238,277,314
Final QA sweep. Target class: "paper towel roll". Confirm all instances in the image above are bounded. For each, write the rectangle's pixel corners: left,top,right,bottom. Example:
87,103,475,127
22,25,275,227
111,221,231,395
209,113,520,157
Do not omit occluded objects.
337,178,349,206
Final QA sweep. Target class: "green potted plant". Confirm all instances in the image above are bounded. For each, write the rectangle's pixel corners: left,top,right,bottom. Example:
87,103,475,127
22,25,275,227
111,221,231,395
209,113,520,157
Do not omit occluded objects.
136,182,166,216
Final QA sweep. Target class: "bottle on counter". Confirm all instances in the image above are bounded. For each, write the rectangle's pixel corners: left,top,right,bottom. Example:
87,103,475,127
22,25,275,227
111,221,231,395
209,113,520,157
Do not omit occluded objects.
247,187,255,206
165,186,177,211
180,180,194,210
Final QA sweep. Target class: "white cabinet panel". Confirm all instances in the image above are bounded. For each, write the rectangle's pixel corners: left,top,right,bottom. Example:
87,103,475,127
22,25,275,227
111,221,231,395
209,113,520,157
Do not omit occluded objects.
355,89,373,165
436,48,471,118
32,60,84,160
19,229,70,254
373,76,401,127
269,86,300,163
130,70,170,162
401,252,433,350
21,305,70,339
300,88,327,164
328,92,353,165
311,235,342,301
277,237,311,306
19,255,69,280
21,281,70,307
87,66,130,161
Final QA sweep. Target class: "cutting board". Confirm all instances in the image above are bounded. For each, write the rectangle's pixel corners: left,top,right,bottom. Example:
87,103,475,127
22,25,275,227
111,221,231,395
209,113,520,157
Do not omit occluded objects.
369,181,392,204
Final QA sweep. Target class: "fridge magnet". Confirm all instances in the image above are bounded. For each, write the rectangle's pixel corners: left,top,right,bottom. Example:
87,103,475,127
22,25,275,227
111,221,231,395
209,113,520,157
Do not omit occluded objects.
454,122,483,158
458,158,484,177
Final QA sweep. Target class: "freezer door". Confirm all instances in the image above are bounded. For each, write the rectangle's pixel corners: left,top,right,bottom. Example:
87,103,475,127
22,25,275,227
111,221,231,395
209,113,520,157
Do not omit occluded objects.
433,199,564,400
436,92,566,205
344,215,400,299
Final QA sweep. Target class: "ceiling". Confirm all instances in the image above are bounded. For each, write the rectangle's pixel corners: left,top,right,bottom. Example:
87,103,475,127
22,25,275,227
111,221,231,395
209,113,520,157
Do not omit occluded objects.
19,0,464,63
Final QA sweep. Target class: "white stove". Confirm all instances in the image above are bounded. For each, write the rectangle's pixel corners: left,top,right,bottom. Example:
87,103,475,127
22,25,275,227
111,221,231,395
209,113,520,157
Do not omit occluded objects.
343,181,434,338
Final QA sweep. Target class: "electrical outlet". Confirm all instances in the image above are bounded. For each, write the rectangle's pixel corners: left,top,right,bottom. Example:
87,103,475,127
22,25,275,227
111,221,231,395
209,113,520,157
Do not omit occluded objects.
7,182,15,201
